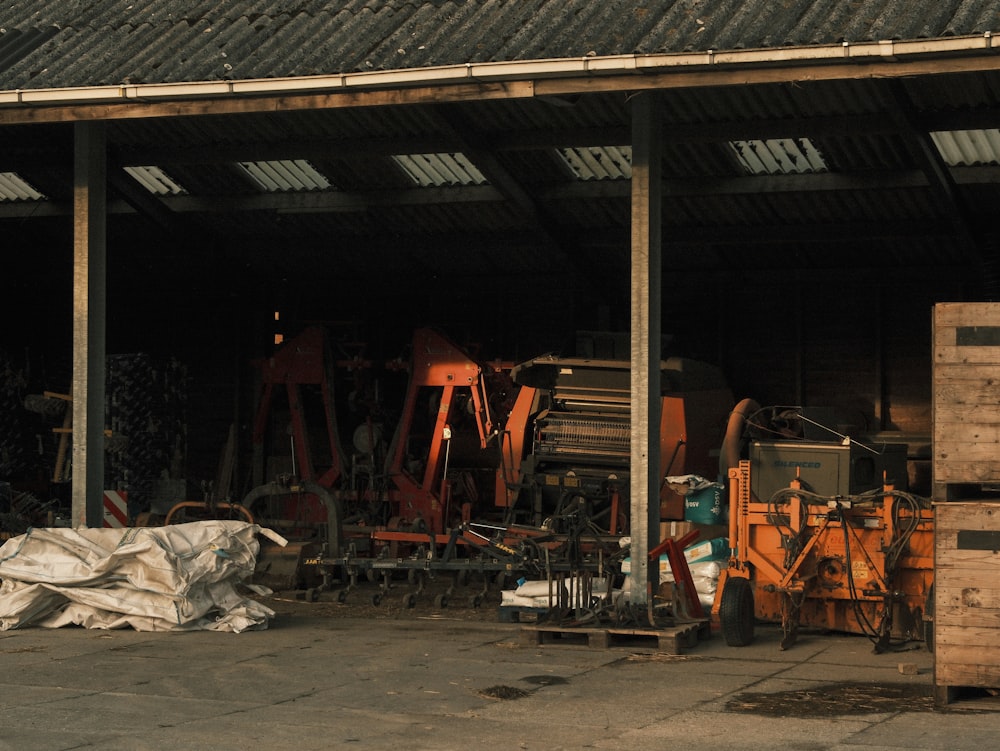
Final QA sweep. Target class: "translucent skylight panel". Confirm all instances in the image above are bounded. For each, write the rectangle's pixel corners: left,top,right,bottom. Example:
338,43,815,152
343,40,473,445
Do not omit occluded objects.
730,138,827,175
238,159,331,192
392,153,486,186
0,172,45,201
558,146,632,180
930,129,1000,166
123,166,186,195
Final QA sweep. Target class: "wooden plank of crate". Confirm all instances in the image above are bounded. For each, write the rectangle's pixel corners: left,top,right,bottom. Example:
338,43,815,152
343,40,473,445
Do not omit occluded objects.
933,465,1000,486
935,502,1000,529
934,362,1000,381
936,660,1000,686
935,344,1000,364
936,422,1000,445
934,403,1000,423
934,302,1000,328
936,608,1000,629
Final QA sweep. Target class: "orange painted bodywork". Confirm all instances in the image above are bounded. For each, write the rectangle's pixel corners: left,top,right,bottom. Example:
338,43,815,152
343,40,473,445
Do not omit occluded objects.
718,460,934,642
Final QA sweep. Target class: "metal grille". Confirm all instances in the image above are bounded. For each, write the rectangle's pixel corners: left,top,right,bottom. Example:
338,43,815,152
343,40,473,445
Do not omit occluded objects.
537,414,629,461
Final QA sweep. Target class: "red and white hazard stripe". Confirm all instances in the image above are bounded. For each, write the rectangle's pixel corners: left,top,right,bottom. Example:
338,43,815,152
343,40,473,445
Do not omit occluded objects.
103,490,128,527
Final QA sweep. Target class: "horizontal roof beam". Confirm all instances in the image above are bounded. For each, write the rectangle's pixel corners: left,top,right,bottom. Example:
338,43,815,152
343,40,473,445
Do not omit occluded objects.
2,164,997,219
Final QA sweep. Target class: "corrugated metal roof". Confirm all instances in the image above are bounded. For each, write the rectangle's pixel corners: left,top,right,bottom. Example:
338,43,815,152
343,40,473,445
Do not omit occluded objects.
0,1,998,90
0,0,997,295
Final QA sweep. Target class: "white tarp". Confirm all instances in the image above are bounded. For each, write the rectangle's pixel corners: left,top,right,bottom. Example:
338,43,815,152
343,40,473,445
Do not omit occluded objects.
0,520,286,632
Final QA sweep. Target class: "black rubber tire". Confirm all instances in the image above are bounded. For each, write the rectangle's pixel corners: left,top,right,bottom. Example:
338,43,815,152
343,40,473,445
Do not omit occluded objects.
720,576,755,647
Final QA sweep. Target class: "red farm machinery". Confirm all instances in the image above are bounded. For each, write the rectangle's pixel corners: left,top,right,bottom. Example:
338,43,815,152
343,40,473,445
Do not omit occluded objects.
183,325,736,612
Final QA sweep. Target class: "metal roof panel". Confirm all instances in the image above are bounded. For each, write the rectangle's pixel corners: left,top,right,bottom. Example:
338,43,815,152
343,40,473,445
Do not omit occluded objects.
1,1,998,90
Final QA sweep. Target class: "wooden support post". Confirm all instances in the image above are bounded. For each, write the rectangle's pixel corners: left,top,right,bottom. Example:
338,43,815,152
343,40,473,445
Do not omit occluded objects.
72,121,107,529
628,91,663,605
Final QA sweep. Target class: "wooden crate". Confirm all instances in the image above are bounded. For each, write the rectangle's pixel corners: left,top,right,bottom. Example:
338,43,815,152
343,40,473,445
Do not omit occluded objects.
933,501,1000,706
933,303,1000,499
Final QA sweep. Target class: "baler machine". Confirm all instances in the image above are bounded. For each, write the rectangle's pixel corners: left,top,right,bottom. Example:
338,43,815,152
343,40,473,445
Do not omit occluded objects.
497,354,733,535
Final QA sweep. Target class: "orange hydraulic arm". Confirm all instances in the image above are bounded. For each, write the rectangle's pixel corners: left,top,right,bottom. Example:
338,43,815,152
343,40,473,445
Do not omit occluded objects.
252,326,348,489
386,328,504,534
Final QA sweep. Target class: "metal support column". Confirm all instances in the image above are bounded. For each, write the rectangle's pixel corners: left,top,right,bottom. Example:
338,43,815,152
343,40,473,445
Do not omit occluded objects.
628,92,663,604
72,121,107,528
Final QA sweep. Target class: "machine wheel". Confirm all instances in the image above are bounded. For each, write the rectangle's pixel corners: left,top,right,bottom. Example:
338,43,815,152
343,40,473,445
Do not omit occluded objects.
365,568,378,582
719,576,755,647
402,592,417,609
371,593,383,606
469,594,483,609
336,589,349,603
304,587,319,603
434,594,449,609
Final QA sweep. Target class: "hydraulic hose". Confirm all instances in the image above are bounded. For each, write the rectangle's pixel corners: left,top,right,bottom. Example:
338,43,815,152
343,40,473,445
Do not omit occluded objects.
242,480,343,558
719,397,761,479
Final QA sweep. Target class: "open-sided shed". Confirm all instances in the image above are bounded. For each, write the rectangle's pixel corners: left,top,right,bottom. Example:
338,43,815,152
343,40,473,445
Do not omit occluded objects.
2,1,999,591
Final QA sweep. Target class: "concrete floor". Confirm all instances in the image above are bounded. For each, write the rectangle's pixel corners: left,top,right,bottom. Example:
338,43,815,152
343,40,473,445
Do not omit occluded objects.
0,591,996,751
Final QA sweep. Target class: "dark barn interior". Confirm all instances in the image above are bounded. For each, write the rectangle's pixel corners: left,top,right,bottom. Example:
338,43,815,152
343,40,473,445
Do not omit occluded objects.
3,74,992,503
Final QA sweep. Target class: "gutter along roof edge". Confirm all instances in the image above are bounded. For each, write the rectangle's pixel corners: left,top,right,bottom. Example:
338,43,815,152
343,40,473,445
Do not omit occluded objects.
0,32,995,110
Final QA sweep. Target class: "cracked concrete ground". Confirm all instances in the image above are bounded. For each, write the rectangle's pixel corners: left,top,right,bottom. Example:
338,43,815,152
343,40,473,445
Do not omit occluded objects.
0,591,996,751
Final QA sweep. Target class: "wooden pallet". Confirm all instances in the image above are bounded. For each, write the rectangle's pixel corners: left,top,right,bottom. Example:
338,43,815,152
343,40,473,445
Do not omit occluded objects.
520,619,709,654
498,605,549,623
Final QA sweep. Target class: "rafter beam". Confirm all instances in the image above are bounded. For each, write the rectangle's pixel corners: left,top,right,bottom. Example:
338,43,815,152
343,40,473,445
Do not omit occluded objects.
886,80,983,251
566,219,951,246
107,168,177,231
5,107,994,181
430,103,590,281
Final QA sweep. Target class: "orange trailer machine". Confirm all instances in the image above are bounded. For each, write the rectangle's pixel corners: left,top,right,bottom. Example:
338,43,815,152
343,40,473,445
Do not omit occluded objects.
716,452,934,652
